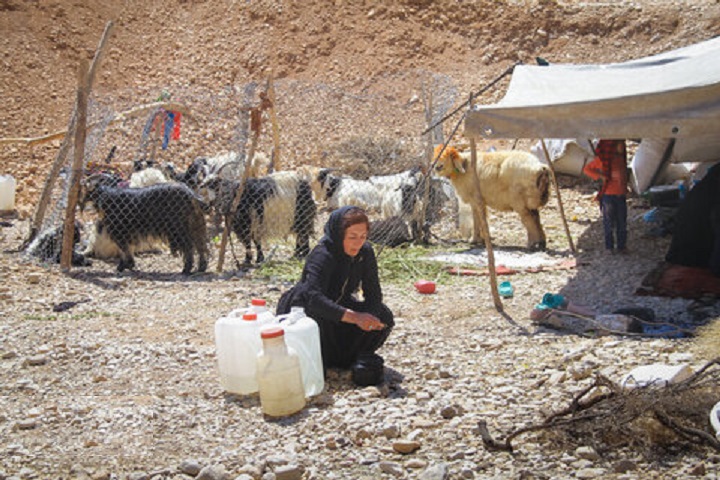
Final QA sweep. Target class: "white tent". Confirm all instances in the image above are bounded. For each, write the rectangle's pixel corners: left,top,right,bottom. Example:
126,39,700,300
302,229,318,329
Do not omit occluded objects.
465,36,720,191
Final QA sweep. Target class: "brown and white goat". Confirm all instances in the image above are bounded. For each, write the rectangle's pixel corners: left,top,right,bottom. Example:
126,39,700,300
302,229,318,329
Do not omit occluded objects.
434,145,551,250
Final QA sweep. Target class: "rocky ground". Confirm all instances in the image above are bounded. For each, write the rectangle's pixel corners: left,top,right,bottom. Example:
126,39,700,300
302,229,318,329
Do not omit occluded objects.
2,1,720,479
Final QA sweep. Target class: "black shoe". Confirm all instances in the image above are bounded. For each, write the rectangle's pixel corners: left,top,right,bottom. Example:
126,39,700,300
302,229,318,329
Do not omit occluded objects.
351,353,385,387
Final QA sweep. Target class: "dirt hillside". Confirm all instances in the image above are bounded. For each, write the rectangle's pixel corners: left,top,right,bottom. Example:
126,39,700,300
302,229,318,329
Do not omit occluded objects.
2,3,720,479
2,0,720,212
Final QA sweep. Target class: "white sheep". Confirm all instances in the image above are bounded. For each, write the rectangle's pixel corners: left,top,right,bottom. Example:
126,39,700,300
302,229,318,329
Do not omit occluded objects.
434,145,551,250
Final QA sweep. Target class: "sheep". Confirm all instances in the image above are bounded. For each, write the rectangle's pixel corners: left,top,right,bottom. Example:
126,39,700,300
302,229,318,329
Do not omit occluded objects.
80,174,209,274
434,145,551,250
229,170,317,264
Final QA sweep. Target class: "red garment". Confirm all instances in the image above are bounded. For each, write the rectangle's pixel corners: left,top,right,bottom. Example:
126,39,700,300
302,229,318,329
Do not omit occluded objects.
172,112,182,140
583,139,628,197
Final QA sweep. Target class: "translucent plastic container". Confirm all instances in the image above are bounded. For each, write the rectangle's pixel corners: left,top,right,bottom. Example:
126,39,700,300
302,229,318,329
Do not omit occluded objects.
0,175,16,211
711,401,720,441
214,312,263,395
256,327,306,417
278,307,325,397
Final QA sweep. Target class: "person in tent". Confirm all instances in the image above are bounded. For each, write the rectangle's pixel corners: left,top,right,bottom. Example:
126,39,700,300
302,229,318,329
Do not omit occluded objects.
583,139,629,254
277,206,394,386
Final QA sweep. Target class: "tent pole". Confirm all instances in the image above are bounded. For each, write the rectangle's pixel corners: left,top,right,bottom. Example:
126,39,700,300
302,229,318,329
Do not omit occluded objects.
648,139,677,190
469,138,503,312
541,139,576,254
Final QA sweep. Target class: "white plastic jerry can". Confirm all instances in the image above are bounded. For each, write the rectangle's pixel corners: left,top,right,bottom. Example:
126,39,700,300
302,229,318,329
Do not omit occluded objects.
215,312,262,395
279,306,325,397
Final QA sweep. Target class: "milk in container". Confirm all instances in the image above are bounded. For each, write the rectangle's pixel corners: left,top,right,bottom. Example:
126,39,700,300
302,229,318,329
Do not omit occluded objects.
256,327,306,417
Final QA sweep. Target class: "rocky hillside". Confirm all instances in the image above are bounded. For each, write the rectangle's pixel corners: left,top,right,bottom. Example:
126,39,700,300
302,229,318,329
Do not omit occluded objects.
1,0,720,214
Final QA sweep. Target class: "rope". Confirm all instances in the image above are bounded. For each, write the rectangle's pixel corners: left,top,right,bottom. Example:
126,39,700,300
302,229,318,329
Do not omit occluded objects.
421,61,521,136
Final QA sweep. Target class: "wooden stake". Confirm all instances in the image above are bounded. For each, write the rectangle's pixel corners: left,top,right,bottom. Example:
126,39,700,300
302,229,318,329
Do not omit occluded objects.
540,139,576,254
216,84,258,272
60,60,90,271
266,71,282,172
25,20,114,248
469,139,503,312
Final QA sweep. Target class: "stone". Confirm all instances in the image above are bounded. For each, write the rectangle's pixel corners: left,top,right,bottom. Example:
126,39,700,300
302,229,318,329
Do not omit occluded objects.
575,468,606,479
178,460,202,476
575,446,600,461
392,440,421,454
419,463,449,480
274,465,303,480
378,461,404,477
612,459,637,473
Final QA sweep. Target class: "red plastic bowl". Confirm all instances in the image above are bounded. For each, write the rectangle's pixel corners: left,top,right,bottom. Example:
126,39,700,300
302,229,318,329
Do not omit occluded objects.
414,280,436,294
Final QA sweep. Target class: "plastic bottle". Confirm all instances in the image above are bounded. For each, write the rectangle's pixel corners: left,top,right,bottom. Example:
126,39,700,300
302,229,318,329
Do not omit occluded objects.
278,307,325,397
256,327,306,417
0,175,16,212
214,312,263,395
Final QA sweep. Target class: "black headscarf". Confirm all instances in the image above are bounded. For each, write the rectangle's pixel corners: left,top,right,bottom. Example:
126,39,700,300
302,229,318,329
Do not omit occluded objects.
320,205,362,258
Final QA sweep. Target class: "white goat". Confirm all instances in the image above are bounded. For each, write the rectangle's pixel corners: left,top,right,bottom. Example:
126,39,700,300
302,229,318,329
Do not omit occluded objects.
128,167,171,188
318,170,383,214
369,168,424,219
434,145,551,250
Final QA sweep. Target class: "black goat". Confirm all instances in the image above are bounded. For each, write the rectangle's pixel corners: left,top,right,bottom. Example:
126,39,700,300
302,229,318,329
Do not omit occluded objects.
81,175,209,274
230,171,316,264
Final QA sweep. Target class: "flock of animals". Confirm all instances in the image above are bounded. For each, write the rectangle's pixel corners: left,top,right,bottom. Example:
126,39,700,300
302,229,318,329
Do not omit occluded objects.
27,144,553,274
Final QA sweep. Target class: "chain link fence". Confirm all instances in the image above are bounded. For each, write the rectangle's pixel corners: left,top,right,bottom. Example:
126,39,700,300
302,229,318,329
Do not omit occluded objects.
25,70,466,274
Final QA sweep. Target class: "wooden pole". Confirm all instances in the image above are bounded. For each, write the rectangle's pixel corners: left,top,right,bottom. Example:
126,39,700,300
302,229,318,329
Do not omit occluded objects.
266,71,282,172
216,84,258,272
540,139,576,254
60,60,90,271
26,21,114,247
469,139,503,312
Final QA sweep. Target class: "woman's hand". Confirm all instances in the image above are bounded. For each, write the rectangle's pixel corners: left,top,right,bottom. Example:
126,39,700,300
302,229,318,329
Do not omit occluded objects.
342,310,386,332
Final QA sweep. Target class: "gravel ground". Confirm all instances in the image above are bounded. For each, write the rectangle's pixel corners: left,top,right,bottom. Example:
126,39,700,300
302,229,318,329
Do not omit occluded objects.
1,179,719,480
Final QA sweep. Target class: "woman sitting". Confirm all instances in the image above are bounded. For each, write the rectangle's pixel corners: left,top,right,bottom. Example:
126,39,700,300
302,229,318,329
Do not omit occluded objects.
277,206,394,385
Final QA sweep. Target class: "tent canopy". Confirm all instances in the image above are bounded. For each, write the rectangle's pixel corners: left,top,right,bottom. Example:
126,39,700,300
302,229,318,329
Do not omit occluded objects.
465,36,720,142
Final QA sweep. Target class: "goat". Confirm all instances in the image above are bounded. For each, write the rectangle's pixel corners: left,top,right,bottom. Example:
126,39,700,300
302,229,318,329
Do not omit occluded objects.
434,145,551,250
85,162,174,259
317,169,383,214
80,174,209,274
26,221,91,267
369,167,424,220
129,166,171,188
229,171,317,264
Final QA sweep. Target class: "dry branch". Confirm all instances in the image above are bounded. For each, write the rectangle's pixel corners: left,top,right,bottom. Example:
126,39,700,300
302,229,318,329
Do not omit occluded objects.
478,358,720,455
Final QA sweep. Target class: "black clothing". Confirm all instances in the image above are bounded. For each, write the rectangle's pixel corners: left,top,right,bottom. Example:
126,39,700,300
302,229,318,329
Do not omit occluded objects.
277,206,394,368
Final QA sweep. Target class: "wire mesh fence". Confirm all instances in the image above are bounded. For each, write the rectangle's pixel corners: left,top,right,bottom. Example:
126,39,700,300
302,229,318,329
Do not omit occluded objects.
25,70,468,274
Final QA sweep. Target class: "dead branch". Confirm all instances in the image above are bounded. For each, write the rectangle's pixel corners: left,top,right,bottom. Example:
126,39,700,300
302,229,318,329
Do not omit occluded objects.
477,359,720,455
